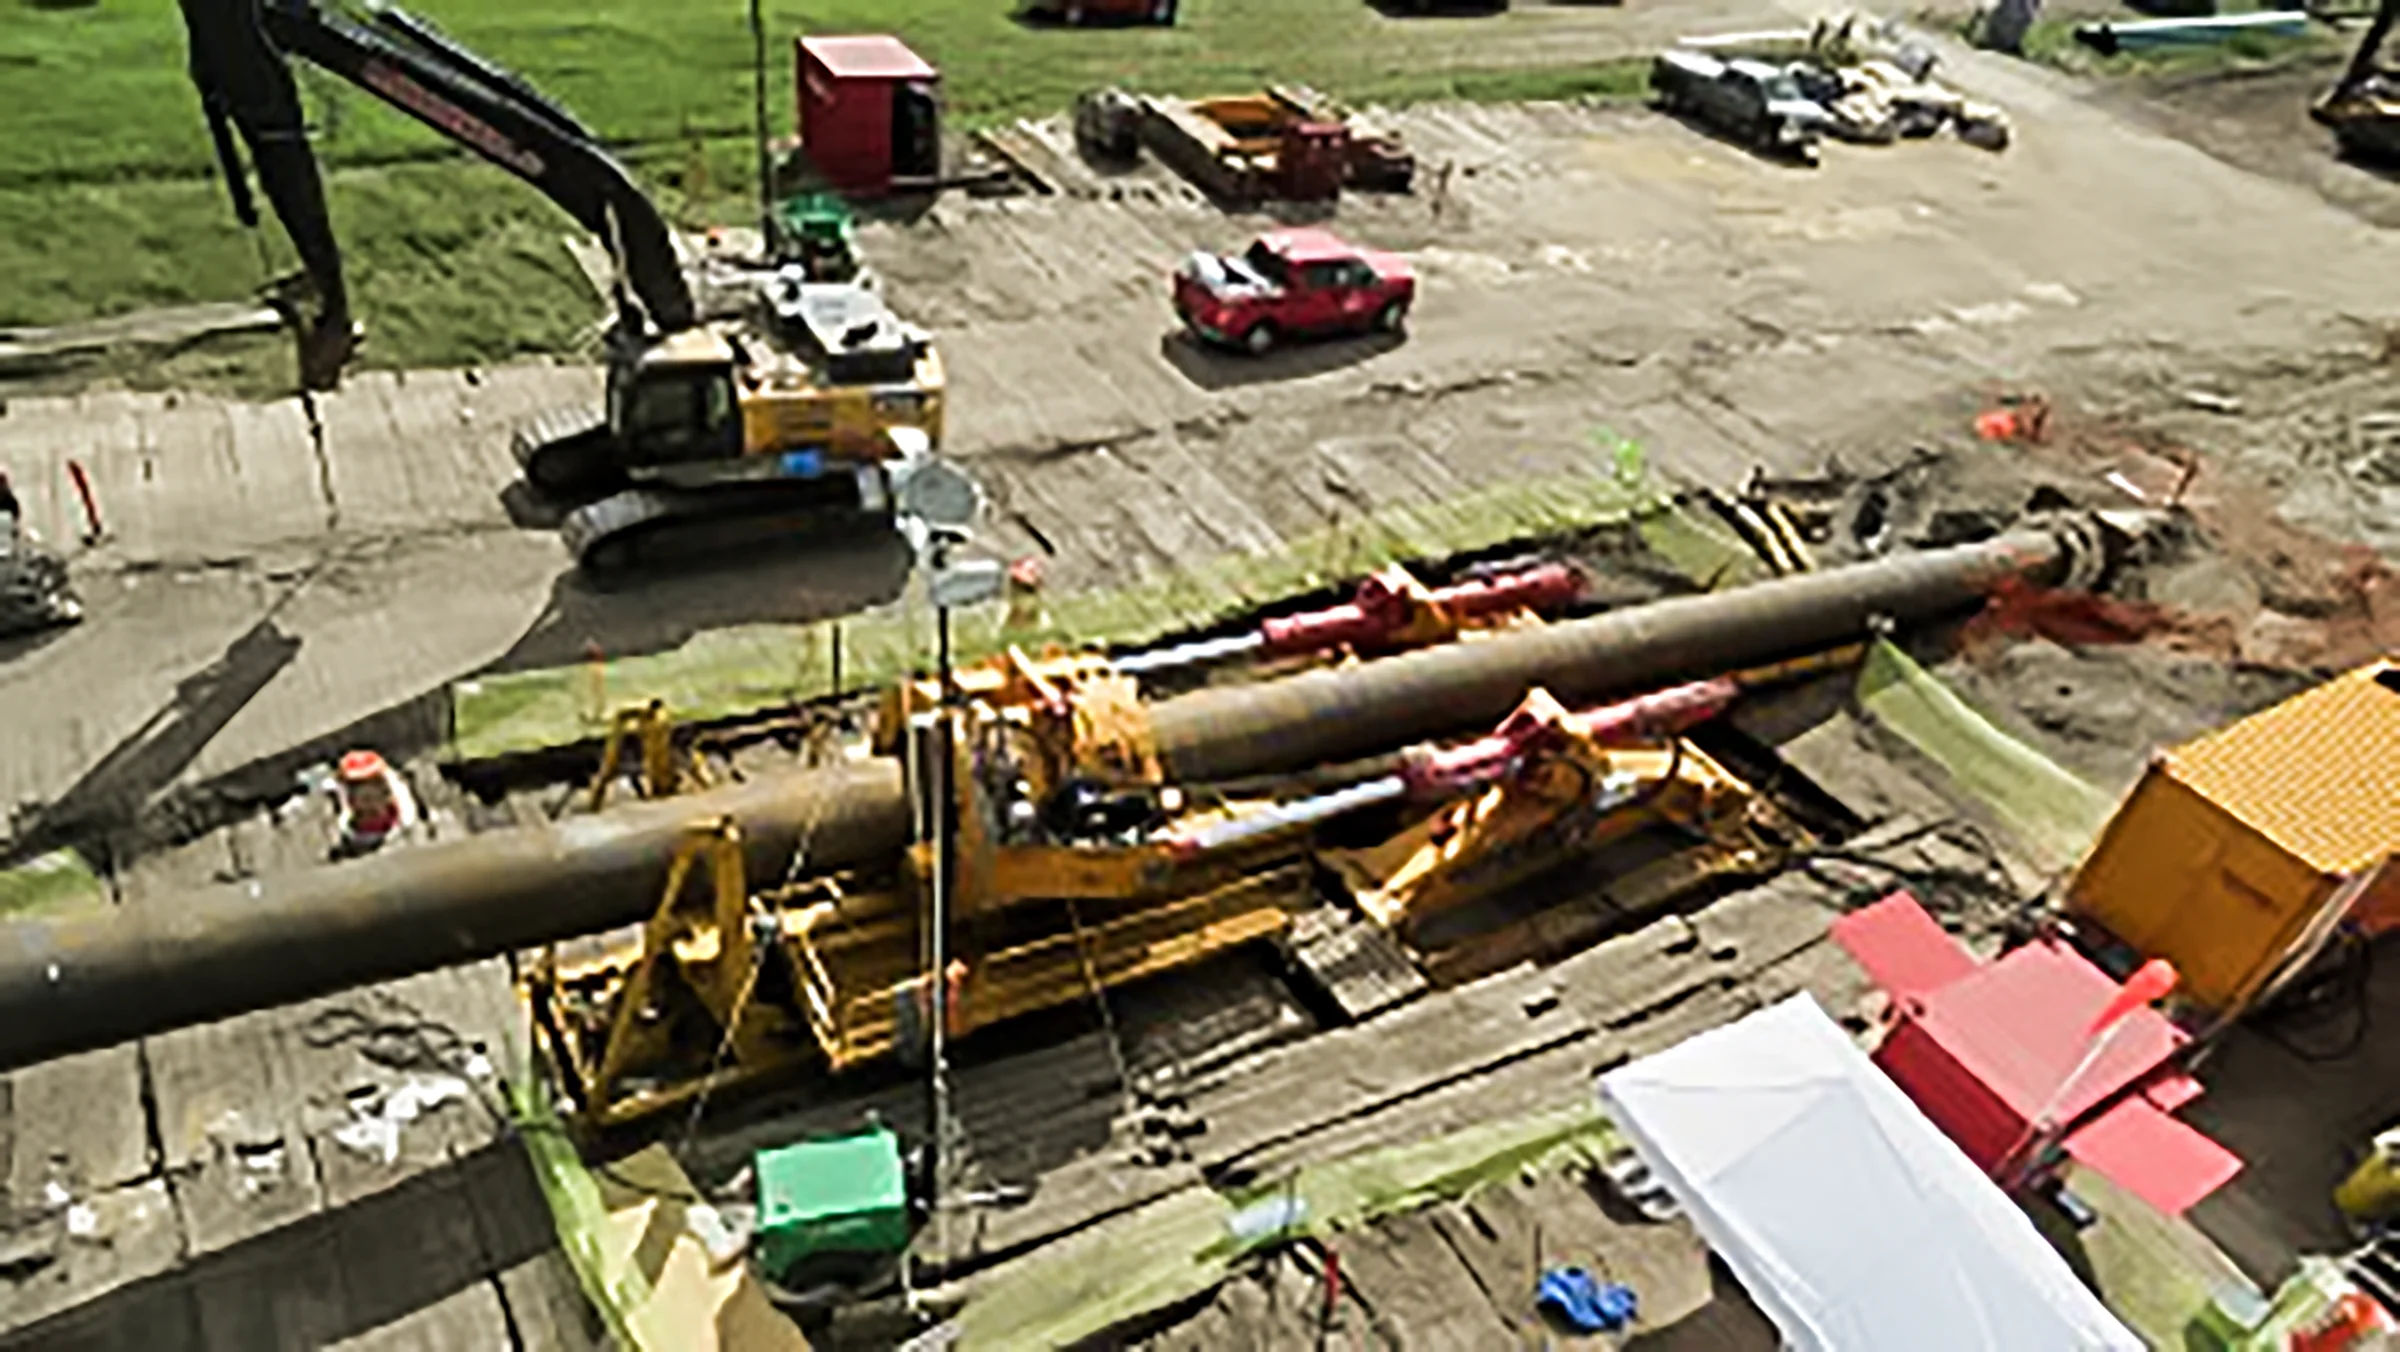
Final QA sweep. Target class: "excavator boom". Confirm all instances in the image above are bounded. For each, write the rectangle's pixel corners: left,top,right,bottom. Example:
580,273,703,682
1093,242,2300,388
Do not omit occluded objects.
179,0,356,389
178,0,697,389
2317,0,2400,162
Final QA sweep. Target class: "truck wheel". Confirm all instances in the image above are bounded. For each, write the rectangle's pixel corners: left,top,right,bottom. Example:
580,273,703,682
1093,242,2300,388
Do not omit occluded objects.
1243,322,1279,355
1065,1,1084,22
1373,300,1409,334
1155,0,1177,22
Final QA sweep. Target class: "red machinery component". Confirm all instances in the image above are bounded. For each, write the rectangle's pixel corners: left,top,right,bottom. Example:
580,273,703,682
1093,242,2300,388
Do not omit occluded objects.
1276,122,1348,202
1159,679,1740,858
1260,561,1580,657
1830,891,2242,1218
796,35,941,195
1398,679,1738,797
2293,1292,2394,1352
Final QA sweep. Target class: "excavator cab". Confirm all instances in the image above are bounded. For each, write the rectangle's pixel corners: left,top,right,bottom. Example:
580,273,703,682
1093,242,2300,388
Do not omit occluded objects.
608,332,744,472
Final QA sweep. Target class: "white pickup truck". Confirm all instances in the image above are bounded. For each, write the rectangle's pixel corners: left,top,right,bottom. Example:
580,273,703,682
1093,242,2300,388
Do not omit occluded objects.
1651,50,1835,163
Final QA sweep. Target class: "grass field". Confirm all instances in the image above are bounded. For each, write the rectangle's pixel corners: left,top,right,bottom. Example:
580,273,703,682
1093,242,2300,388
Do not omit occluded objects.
0,0,1648,385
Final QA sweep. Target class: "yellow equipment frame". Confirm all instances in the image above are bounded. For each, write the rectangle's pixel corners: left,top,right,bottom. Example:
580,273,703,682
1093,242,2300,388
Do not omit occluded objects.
527,817,812,1130
588,699,714,810
1325,687,1794,957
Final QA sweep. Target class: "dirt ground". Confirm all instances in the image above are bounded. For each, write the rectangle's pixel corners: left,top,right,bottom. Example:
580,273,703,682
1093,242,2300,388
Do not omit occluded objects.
2109,51,2400,229
4,11,2400,1348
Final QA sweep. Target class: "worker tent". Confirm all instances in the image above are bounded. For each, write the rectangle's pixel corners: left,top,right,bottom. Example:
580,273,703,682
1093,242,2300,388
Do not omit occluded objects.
1599,994,2142,1352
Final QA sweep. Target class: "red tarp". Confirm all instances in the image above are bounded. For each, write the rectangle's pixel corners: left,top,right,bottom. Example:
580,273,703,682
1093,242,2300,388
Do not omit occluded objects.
1830,892,2243,1216
1828,888,1978,1000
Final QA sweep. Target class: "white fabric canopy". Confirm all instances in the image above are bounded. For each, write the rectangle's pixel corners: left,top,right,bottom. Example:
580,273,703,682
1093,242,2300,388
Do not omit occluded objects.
1599,994,2142,1352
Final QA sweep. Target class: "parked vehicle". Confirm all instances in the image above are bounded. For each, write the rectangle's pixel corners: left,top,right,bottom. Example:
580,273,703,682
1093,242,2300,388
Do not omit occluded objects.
1651,50,1832,161
1025,0,1177,24
1075,87,1144,160
1173,229,1414,356
1136,88,1415,205
0,529,81,638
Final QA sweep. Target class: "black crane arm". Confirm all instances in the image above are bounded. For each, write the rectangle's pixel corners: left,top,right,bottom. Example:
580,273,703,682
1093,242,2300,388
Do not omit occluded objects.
181,0,696,388
2339,0,2399,99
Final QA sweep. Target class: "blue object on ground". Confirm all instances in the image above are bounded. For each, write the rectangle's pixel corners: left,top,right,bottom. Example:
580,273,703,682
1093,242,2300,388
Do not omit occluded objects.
1536,1266,1639,1333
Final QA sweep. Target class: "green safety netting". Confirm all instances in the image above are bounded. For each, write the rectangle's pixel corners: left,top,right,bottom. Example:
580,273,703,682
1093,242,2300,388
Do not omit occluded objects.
0,849,107,920
1853,638,2116,871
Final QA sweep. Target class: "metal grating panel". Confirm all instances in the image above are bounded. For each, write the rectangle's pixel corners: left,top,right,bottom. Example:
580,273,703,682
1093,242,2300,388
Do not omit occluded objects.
2163,660,2400,876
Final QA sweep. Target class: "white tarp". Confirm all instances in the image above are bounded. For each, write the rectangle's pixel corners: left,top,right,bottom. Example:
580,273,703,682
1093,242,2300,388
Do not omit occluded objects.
1598,994,2142,1352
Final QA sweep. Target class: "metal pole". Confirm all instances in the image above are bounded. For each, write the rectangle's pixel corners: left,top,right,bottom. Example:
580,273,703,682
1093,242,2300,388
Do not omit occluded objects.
750,0,773,235
928,539,958,1246
1990,1017,2126,1191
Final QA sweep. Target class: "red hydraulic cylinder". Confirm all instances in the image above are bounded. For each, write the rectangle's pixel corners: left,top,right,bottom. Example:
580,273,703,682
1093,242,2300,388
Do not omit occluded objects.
1399,678,1737,796
1162,677,1741,856
1572,676,1739,745
1259,563,1582,657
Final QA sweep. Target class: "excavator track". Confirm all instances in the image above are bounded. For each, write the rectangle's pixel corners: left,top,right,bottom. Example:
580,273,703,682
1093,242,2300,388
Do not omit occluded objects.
512,405,627,501
561,471,894,575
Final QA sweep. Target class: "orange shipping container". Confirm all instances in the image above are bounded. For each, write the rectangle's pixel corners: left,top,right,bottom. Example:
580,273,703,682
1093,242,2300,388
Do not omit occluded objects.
2067,659,2400,1012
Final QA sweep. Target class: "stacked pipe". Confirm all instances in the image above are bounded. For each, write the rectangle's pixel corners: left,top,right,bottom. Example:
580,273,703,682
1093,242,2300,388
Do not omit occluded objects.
0,523,2090,1072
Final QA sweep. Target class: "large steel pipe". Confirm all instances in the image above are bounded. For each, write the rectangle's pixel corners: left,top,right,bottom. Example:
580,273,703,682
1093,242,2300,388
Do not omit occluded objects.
1148,524,2080,782
0,523,2089,1071
0,759,909,1072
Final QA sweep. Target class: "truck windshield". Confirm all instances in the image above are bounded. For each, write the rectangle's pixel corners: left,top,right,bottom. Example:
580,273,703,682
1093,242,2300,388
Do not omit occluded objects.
1241,241,1291,289
1761,72,1803,103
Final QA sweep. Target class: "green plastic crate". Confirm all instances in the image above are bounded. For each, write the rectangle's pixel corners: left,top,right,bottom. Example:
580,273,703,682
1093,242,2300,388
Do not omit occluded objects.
753,1127,910,1279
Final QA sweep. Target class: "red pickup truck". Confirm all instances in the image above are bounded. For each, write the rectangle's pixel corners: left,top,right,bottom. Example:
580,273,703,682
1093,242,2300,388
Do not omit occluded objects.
1174,228,1414,356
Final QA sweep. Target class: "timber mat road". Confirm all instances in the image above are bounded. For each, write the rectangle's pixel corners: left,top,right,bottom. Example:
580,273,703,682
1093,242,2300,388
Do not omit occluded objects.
1,20,2399,1348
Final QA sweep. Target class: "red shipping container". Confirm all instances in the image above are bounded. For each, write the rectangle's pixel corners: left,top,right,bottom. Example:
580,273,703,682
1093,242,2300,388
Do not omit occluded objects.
796,36,940,195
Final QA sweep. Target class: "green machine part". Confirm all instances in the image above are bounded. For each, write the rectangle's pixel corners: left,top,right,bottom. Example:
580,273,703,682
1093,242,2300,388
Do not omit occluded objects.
753,1126,911,1279
771,192,862,283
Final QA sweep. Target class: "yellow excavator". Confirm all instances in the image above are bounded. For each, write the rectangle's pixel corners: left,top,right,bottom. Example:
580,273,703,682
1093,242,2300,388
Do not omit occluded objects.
177,0,945,571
